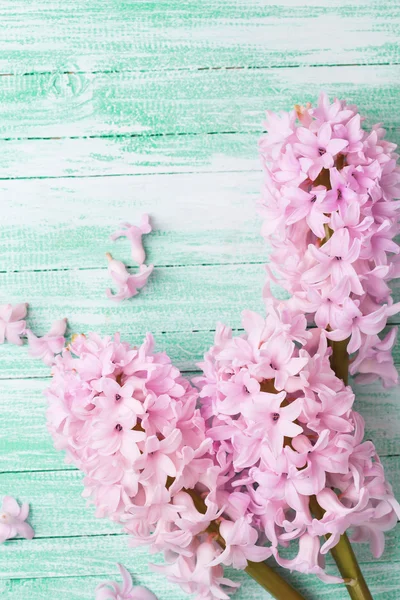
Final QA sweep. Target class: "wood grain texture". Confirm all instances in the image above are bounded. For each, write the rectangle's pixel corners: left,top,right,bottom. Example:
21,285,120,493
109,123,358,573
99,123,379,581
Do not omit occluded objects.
0,375,399,473
0,171,265,270
2,1,400,598
1,65,400,139
0,127,399,181
0,264,269,334
2,564,400,600
0,1,399,75
0,133,261,179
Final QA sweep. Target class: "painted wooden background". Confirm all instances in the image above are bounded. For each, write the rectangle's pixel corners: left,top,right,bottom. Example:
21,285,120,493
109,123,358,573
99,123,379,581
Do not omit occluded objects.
0,1,399,598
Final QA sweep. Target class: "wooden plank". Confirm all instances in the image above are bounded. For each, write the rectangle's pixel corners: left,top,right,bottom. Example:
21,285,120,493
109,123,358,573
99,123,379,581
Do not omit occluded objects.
2,563,400,600
0,572,189,600
1,172,399,296
0,127,399,180
0,133,260,179
0,456,398,541
1,65,400,139
0,171,266,270
0,264,270,336
1,375,399,473
0,512,398,579
0,1,399,75
0,470,119,538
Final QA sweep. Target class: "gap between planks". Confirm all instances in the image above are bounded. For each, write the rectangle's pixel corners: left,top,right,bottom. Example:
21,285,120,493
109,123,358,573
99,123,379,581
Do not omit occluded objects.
1,61,399,79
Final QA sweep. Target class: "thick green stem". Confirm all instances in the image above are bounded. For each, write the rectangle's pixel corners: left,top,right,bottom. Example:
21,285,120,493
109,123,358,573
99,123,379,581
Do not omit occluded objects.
324,338,373,600
328,337,350,386
245,561,306,600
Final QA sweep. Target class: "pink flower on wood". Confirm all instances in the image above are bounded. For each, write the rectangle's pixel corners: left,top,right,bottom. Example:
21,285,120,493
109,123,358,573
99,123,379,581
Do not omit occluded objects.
106,253,153,302
0,303,28,345
95,563,158,600
26,318,68,366
110,214,152,266
0,496,34,543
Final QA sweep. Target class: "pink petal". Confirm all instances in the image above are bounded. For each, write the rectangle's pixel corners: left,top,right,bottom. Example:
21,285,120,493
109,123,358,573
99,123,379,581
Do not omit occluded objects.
131,587,159,600
2,496,20,517
16,522,34,540
317,123,332,147
10,303,28,321
117,563,134,593
48,318,68,337
326,138,349,155
139,213,152,235
6,321,26,345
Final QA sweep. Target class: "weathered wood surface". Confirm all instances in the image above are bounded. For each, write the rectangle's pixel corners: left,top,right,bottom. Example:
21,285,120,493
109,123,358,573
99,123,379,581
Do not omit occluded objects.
1,65,400,139
1,1,399,598
2,563,400,600
1,1,399,74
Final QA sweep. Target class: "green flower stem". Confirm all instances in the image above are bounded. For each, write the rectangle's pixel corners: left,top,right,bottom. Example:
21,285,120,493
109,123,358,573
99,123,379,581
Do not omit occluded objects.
322,337,374,600
245,561,307,600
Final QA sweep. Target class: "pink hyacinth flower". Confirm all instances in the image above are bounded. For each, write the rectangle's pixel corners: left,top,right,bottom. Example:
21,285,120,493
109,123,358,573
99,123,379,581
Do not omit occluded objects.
106,253,153,302
275,533,343,584
0,303,28,345
110,214,152,266
26,318,68,366
0,496,34,543
294,123,349,180
95,563,158,600
242,391,303,457
258,93,400,387
208,517,272,569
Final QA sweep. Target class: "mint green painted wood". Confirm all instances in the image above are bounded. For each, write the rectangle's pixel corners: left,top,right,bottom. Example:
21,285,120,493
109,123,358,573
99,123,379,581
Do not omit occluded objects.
0,128,399,180
0,133,261,179
1,1,399,598
0,171,265,270
0,264,268,335
1,564,400,600
0,1,399,75
1,65,400,139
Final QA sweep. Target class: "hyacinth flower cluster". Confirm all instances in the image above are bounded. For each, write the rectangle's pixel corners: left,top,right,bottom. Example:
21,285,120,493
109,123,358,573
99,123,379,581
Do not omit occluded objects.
46,316,400,600
45,97,400,600
46,331,309,600
195,305,400,585
258,93,400,387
